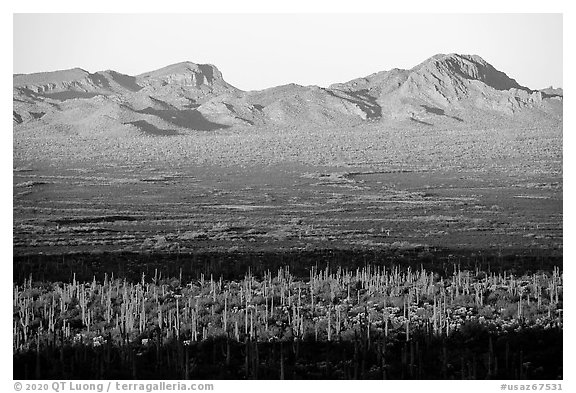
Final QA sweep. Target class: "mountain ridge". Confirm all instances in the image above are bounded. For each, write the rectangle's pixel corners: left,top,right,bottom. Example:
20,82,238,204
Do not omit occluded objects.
13,54,562,132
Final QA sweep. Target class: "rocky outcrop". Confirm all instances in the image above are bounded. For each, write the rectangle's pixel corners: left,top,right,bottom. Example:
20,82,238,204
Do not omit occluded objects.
539,86,563,97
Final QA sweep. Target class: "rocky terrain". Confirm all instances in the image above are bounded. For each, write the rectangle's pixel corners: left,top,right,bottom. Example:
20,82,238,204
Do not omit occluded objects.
13,53,562,135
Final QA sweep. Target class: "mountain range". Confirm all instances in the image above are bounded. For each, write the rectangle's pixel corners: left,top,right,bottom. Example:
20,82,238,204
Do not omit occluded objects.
13,54,563,135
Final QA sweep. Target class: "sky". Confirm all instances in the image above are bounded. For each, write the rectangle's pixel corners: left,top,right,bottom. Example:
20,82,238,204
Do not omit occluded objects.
13,13,562,91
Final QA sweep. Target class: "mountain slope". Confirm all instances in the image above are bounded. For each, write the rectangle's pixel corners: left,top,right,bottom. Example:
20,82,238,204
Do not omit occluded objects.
330,54,561,125
13,54,562,133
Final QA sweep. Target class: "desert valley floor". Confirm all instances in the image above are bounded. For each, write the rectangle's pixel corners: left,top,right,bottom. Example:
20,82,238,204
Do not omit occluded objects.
14,123,562,260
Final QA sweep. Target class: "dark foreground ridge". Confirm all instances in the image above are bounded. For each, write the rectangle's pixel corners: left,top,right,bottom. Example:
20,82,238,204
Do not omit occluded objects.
13,248,562,283
14,329,563,379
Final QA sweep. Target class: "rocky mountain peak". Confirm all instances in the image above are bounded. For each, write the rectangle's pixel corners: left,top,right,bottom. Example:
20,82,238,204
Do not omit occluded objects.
136,62,225,88
412,53,525,92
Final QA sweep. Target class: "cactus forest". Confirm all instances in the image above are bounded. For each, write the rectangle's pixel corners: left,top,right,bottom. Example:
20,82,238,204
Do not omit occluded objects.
14,258,562,379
